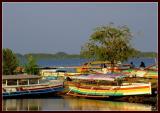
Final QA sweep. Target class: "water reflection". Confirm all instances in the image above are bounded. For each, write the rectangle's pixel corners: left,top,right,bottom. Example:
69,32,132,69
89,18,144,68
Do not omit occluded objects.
3,97,153,111
65,97,152,111
3,99,42,111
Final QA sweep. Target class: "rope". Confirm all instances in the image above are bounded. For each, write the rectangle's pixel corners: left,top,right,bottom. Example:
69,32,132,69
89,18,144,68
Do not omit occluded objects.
66,88,73,95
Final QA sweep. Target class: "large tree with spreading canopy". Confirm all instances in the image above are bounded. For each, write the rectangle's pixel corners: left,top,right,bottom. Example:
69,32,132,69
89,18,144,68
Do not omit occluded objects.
80,23,138,64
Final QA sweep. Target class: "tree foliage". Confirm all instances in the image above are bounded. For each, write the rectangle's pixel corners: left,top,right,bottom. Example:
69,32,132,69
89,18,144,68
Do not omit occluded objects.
22,52,82,60
24,55,39,75
80,23,138,63
3,48,19,75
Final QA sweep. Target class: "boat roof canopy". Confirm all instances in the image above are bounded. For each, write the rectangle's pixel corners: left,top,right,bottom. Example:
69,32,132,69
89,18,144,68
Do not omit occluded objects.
2,74,41,80
71,73,125,82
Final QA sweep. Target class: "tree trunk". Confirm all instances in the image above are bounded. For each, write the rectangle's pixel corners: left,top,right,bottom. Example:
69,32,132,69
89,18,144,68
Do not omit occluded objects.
111,60,114,73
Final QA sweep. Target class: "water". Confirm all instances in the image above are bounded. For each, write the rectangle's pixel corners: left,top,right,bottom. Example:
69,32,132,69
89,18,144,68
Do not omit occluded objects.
37,58,89,67
37,58,156,72
2,97,156,111
123,57,156,67
2,58,157,111
37,58,156,67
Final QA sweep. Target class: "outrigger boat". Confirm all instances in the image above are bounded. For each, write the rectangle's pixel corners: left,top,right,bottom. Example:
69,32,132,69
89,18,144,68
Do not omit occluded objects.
2,74,64,98
66,73,152,102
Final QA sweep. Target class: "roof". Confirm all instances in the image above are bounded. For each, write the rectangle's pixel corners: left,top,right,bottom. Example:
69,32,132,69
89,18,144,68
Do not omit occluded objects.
2,74,41,80
71,73,125,81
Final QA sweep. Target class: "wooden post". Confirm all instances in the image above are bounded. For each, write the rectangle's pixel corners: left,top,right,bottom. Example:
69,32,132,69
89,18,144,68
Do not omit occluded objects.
28,79,30,85
5,80,7,86
17,80,19,86
38,79,39,84
27,103,29,111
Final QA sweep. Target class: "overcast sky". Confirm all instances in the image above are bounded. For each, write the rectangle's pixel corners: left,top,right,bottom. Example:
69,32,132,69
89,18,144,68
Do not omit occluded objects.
2,2,158,54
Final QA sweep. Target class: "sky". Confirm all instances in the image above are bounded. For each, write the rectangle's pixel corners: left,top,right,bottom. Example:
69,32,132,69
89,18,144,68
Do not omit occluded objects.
2,2,158,54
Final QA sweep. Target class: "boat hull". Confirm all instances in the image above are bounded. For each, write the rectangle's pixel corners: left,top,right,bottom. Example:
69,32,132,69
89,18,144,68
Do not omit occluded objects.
68,83,152,97
3,85,64,99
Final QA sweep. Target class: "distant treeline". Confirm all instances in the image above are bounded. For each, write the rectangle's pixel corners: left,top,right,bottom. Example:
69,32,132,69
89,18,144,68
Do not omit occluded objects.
16,52,83,65
16,51,157,65
135,52,157,58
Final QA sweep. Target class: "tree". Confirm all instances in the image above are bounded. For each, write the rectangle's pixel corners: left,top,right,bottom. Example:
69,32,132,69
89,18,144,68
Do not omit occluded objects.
24,55,39,75
3,48,19,75
81,23,138,65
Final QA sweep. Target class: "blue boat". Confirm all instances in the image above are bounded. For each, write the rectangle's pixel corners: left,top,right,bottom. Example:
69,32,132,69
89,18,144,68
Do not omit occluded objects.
2,74,64,98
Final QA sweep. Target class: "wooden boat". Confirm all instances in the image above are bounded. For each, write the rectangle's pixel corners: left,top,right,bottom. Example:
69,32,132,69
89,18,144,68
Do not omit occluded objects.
122,64,158,79
68,82,151,97
66,74,152,99
121,64,158,95
2,74,64,98
76,61,131,74
39,68,82,78
40,68,66,77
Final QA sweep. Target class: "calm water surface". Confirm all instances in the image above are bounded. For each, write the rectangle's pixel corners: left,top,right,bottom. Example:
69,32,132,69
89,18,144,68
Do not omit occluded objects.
37,58,156,67
2,96,156,111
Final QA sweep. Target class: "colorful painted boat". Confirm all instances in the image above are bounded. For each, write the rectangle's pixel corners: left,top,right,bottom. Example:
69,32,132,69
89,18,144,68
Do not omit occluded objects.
70,73,125,81
76,61,131,74
121,64,158,95
2,74,64,98
66,74,152,98
68,83,151,96
122,64,158,79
